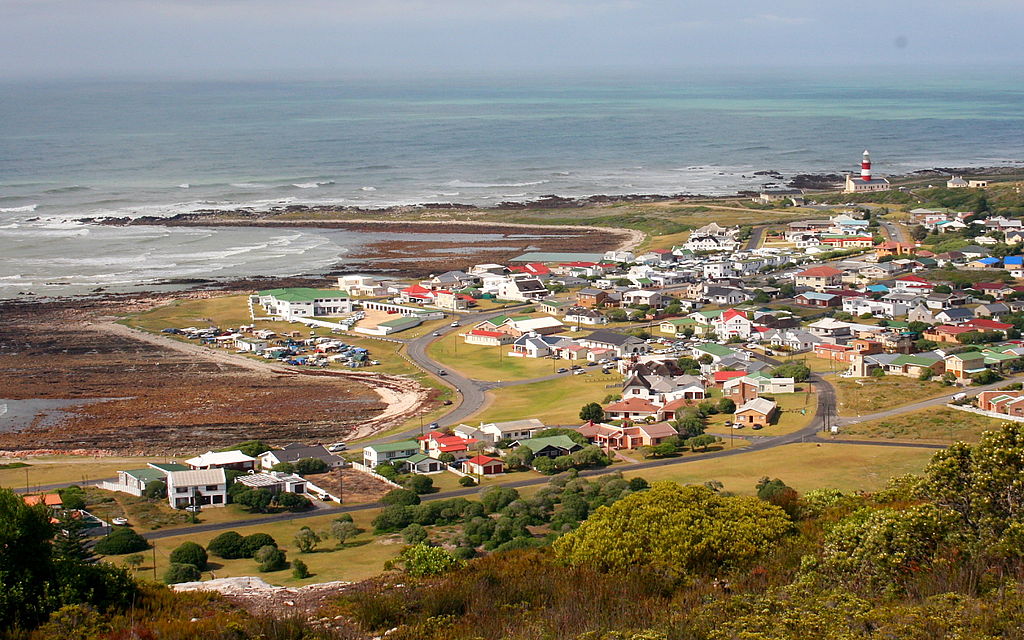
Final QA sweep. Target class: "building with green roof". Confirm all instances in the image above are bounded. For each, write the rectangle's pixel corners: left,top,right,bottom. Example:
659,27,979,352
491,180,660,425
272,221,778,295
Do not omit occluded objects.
257,288,353,319
511,435,583,458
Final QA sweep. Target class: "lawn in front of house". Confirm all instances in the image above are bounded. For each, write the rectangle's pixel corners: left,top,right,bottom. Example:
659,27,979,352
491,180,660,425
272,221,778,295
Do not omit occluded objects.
427,330,565,382
834,375,952,416
471,371,624,426
704,389,818,437
623,442,937,495
840,406,1007,444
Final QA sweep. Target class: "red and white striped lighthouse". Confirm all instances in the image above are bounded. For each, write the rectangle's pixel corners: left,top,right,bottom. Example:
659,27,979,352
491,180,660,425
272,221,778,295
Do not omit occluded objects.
861,150,872,182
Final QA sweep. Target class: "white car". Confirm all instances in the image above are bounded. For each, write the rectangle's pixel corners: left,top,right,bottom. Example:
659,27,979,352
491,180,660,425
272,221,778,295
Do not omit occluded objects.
111,517,129,526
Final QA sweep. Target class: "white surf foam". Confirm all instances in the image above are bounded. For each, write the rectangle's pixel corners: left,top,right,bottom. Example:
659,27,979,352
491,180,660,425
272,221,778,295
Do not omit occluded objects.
445,179,550,188
0,205,39,213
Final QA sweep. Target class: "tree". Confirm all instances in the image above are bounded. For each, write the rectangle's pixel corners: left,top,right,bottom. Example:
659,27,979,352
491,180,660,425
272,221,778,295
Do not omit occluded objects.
0,488,56,630
169,542,207,570
208,531,246,559
716,398,736,414
579,402,605,423
142,480,166,499
404,475,435,495
772,362,811,382
910,224,928,241
163,562,201,585
756,477,800,518
292,558,310,579
382,488,421,506
52,509,96,565
271,462,296,473
373,505,415,533
553,483,792,576
919,368,934,381
293,527,321,553
402,523,429,544
778,282,796,299
255,545,287,572
294,457,329,475
972,369,1001,385
330,519,359,547
753,290,771,304
57,486,86,511
504,447,535,470
231,440,271,457
274,492,312,512
686,434,719,452
651,442,676,458
438,452,456,464
242,533,277,558
93,528,148,555
394,543,464,577
697,354,714,366
234,488,273,513
481,486,520,513
124,554,144,572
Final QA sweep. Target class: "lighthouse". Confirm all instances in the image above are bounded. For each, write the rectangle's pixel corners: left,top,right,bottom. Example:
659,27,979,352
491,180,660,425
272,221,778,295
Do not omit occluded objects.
843,149,890,193
861,150,872,182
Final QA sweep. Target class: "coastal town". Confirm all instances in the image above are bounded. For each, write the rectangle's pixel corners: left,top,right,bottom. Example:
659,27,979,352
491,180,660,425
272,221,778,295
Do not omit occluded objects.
8,155,1024,612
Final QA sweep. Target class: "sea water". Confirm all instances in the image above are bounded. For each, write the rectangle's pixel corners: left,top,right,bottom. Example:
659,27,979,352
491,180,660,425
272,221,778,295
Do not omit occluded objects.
1,68,1022,298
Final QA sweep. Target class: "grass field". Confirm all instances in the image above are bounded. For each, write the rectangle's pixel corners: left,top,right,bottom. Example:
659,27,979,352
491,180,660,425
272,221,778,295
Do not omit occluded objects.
427,331,561,382
841,407,1007,444
0,456,172,491
622,442,937,495
470,371,623,425
119,507,405,586
835,376,952,416
123,294,259,333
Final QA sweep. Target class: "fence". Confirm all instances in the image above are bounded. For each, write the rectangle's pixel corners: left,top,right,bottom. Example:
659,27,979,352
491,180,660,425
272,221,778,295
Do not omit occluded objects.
350,462,403,488
96,481,141,496
947,403,1024,423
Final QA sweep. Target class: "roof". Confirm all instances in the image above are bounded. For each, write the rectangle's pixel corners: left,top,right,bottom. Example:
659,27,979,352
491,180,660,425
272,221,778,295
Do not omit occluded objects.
467,329,506,338
796,292,838,301
736,398,777,416
713,370,748,383
259,288,348,302
401,453,435,465
797,266,842,277
693,343,736,358
23,494,62,507
237,472,305,488
605,397,660,413
167,468,226,486
483,418,545,433
584,330,639,346
366,439,420,453
148,462,189,473
466,455,501,466
122,468,168,483
514,435,581,453
185,450,256,467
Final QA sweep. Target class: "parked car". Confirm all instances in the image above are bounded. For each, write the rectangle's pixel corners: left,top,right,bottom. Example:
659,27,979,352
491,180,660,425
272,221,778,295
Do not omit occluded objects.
557,368,569,373
437,369,447,376
433,332,442,336
573,369,586,375
327,442,347,452
450,321,460,327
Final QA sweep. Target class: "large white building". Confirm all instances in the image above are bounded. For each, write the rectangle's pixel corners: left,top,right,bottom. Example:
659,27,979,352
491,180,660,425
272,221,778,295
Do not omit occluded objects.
166,468,228,509
843,150,891,193
257,288,354,320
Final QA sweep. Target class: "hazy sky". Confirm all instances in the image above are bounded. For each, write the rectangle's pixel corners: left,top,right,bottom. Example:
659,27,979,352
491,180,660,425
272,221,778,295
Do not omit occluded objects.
1,0,1022,79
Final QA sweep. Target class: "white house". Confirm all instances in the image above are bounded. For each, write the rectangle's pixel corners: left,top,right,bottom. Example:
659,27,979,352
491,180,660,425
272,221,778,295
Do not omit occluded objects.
166,468,227,509
257,288,354,320
185,450,256,472
497,276,549,302
362,440,420,468
337,275,387,297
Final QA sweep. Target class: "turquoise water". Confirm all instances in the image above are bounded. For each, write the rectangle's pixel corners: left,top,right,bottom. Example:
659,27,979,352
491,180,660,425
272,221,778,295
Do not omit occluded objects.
0,69,1021,297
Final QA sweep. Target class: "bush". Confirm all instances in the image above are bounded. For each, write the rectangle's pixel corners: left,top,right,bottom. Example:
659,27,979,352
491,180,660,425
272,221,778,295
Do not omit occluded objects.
459,476,478,487
294,458,329,475
255,545,287,572
293,527,321,553
163,562,201,585
716,398,736,414
168,542,207,570
274,492,312,512
373,504,415,533
93,528,149,555
208,531,246,559
242,533,277,558
292,558,310,579
57,486,86,511
403,475,434,495
142,480,167,500
394,543,464,577
382,488,421,506
402,523,428,544
271,462,296,473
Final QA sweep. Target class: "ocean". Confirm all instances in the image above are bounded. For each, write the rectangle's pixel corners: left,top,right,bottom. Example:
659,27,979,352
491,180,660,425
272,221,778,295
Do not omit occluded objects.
2,69,1022,299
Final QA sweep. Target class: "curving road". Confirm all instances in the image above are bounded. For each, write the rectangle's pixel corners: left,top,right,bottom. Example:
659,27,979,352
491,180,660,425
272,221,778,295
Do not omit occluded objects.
880,220,908,243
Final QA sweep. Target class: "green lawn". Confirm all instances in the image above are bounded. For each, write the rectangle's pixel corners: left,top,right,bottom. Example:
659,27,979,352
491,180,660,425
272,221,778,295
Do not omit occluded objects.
705,390,818,437
835,376,952,416
471,371,623,426
427,330,562,382
623,442,937,495
841,407,1007,444
0,456,172,491
118,507,404,586
122,294,260,333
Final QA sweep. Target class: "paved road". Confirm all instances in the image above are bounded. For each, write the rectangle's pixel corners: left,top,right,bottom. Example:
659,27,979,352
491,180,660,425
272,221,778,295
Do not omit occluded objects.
745,225,765,250
881,220,908,243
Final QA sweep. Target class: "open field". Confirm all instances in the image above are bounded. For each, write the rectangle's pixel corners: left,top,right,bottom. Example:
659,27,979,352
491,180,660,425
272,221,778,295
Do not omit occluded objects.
0,456,169,491
835,376,951,416
841,406,1008,444
471,370,623,425
120,507,404,586
623,442,937,495
427,331,561,382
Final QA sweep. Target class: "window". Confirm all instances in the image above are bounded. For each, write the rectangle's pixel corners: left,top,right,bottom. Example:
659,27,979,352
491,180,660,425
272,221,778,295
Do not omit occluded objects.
205,485,219,491
211,495,223,504
176,487,188,493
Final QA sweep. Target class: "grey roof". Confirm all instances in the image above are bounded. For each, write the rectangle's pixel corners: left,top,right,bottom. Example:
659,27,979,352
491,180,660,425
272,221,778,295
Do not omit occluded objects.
584,330,641,347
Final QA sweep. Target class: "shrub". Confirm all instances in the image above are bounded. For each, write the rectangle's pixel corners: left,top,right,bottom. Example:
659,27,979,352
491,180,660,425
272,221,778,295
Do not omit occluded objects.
242,533,277,558
255,545,287,572
57,486,86,511
168,542,207,570
402,523,428,545
93,528,148,555
716,398,736,414
207,531,246,559
459,476,478,487
271,462,296,473
292,558,310,579
274,492,312,512
381,488,421,506
142,480,167,500
293,527,321,553
403,475,434,495
294,458,329,475
163,562,200,585
394,543,464,577
373,505,415,533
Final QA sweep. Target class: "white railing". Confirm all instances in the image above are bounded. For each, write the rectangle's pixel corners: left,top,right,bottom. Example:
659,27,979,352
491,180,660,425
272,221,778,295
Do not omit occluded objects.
947,403,1024,423
96,481,141,496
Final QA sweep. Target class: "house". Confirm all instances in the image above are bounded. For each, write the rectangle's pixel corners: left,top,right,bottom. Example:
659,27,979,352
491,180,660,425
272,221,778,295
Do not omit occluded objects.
703,286,750,305
576,421,678,450
462,455,505,476
564,307,609,326
185,450,256,472
963,318,1013,336
934,308,975,325
603,397,661,421
659,317,697,336
734,398,778,427
400,453,447,474
764,329,821,352
363,440,420,468
875,242,917,259
886,353,946,378
166,468,227,509
943,351,988,382
947,175,969,188
419,431,477,460
842,150,890,193
924,325,977,344
576,288,609,308
978,390,1024,417
257,443,345,471
337,274,387,297
463,329,515,346
511,435,583,459
23,493,64,508
539,298,572,315
498,276,549,302
724,377,761,404
795,291,841,308
510,316,565,335
622,289,665,308
257,288,353,320
578,330,647,358
893,275,934,294
511,333,567,358
621,370,705,403
725,374,795,400
684,234,740,253
235,472,309,495
474,418,546,443
112,463,189,496
795,266,843,291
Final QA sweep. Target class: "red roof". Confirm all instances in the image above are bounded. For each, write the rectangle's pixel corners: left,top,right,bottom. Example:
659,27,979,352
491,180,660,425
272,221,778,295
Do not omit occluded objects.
468,329,505,338
797,266,842,277
604,397,660,413
511,263,551,276
965,319,1012,331
466,455,500,466
933,325,974,334
896,275,931,284
713,370,747,383
721,309,748,321
402,284,432,294
975,282,1008,290
815,343,851,352
23,494,62,507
